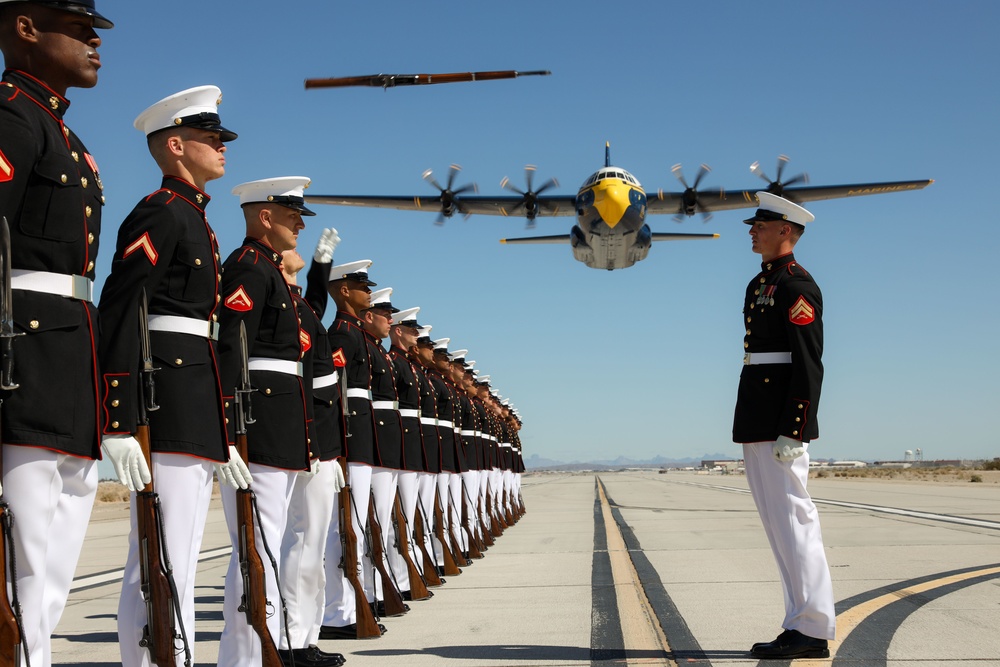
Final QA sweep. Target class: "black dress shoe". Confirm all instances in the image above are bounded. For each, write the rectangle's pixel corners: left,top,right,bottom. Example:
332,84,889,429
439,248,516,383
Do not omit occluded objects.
319,622,387,640
401,589,433,601
750,629,829,659
370,600,410,617
278,645,346,666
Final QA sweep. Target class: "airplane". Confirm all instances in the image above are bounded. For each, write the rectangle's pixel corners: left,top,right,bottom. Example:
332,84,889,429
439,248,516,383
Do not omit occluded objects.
305,144,933,271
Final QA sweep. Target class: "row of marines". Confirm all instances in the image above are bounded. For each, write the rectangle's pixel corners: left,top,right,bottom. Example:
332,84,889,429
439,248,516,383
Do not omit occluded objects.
0,4,524,664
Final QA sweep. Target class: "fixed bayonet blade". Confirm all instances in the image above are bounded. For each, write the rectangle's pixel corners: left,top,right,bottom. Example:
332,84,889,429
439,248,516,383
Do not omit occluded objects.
138,288,160,413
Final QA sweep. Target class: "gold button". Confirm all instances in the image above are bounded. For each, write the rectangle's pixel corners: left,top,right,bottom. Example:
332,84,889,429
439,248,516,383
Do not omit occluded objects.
307,438,311,444
111,379,119,387
379,420,384,426
212,314,218,322
328,400,333,406
754,289,760,296
265,388,271,395
281,303,286,309
60,174,67,183
175,358,182,365
111,399,119,407
225,401,230,408
29,320,39,329
88,232,94,244
746,317,751,323
87,261,94,271
216,295,221,303
744,342,749,349
217,274,222,281
746,330,751,336
225,418,229,424
81,177,88,188
49,96,59,109
71,151,79,162
85,206,92,217
795,417,801,422
101,196,106,204
111,421,119,428
194,258,202,266
766,263,772,270
764,378,769,383
760,277,766,284
750,303,755,310
63,126,70,136
196,194,204,204
793,430,799,436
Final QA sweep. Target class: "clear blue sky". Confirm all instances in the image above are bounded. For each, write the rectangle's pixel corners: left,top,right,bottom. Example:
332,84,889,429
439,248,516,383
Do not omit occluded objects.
53,0,998,468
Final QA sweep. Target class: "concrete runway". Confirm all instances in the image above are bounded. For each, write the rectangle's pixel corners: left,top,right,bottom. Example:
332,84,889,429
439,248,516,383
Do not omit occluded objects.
52,470,1000,665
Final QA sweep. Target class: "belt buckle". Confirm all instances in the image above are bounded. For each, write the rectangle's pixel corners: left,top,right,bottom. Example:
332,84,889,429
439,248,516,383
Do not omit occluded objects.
743,352,751,366
71,275,93,302
209,321,220,340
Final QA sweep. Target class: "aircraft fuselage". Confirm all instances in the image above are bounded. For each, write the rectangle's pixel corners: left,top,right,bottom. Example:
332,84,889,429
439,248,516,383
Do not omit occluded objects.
571,166,651,270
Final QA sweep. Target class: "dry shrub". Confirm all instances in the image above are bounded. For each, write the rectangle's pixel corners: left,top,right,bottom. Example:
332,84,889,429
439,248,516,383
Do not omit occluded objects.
96,481,130,503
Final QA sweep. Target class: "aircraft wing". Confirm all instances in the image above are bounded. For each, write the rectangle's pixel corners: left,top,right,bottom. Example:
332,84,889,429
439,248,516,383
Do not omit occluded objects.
305,194,579,217
646,179,933,216
499,235,570,244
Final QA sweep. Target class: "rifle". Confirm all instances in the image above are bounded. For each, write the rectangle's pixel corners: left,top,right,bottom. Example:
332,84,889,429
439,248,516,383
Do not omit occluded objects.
410,507,442,587
305,69,550,90
391,495,431,600
336,457,382,638
366,499,408,617
433,491,462,576
135,290,190,666
0,216,25,667
233,323,283,667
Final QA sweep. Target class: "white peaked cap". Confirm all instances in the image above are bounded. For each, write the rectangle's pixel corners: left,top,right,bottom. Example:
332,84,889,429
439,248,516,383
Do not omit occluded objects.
478,374,490,383
370,288,393,307
745,191,815,225
134,85,236,140
432,338,450,351
448,349,468,362
417,325,433,339
501,398,511,406
328,259,375,285
465,359,476,369
395,307,420,325
231,176,315,215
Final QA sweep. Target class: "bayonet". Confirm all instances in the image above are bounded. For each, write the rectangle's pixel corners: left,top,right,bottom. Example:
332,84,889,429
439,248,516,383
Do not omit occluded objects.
0,217,23,391
138,289,159,414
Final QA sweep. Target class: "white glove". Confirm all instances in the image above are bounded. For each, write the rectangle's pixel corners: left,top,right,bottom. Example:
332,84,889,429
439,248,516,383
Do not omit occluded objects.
101,435,152,492
773,435,806,462
300,458,321,477
313,228,341,264
215,445,253,489
332,460,346,492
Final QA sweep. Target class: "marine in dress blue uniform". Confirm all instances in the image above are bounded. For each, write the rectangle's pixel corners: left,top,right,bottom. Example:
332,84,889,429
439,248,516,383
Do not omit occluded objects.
99,84,236,667
734,192,834,660
215,177,316,667
0,2,111,663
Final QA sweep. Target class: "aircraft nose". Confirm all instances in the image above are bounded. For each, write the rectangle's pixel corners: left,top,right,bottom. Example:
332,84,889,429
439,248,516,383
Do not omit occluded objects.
592,181,631,228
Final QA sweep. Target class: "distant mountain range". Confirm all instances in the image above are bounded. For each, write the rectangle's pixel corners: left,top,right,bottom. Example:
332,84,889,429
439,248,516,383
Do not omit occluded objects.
524,453,733,471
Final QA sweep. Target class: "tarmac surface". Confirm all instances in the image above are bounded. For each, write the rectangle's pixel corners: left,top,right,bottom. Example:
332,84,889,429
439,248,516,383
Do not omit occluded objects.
55,470,1000,666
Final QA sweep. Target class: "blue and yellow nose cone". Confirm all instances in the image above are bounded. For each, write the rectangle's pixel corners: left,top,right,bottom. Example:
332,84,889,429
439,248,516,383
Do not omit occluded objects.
591,179,632,228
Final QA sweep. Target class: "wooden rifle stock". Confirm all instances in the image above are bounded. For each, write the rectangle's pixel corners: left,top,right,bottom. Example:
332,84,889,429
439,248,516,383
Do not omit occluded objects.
305,69,551,90
391,496,430,600
336,460,381,638
234,434,283,667
410,509,442,587
134,424,182,666
366,500,407,617
486,490,504,537
433,491,462,576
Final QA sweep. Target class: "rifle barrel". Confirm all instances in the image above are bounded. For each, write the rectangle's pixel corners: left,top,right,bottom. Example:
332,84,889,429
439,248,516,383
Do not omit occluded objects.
305,69,551,89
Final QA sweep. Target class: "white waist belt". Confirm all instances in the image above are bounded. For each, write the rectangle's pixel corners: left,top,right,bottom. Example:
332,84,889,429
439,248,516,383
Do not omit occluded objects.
148,314,219,340
11,269,93,302
345,388,372,400
372,400,399,411
398,408,420,419
501,442,512,448
743,351,792,365
460,429,476,437
420,417,439,426
313,371,338,389
248,358,303,376
438,419,454,429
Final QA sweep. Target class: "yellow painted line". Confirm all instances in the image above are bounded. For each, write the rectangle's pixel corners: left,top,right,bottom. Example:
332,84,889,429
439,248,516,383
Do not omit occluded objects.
597,482,676,666
797,564,1000,666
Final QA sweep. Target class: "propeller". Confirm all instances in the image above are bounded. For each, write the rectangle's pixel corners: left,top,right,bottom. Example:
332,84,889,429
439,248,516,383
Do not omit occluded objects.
422,164,478,225
668,163,720,223
749,155,809,198
500,165,560,228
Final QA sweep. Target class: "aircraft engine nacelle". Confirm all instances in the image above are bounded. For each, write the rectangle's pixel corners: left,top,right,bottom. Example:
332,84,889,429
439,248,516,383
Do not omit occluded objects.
569,225,594,265
627,225,653,264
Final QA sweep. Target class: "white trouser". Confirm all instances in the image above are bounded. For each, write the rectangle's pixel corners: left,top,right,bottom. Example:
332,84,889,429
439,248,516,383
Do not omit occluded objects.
434,473,453,564
478,469,491,531
448,472,465,553
416,472,438,567
118,454,214,667
460,470,481,544
743,442,836,641
489,468,503,518
3,445,97,667
369,467,399,601
391,470,420,582
324,461,371,627
502,469,514,513
280,460,336,649
217,465,296,667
